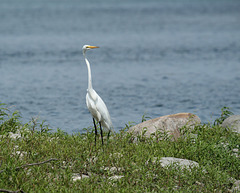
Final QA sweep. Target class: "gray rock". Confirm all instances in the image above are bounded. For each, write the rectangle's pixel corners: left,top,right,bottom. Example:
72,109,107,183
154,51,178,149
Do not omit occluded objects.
8,132,22,139
101,166,124,173
72,173,89,181
108,175,124,181
146,157,199,171
231,180,240,192
222,115,240,134
128,113,201,140
160,157,199,170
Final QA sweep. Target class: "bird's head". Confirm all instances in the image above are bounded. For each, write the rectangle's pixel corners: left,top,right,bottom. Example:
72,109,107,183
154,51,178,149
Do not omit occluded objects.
82,45,99,54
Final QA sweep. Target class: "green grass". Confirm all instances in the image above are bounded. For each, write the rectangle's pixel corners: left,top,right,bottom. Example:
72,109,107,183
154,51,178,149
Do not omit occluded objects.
0,103,239,192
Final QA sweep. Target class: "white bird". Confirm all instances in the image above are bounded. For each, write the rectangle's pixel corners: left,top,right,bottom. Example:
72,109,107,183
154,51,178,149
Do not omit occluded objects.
82,45,113,145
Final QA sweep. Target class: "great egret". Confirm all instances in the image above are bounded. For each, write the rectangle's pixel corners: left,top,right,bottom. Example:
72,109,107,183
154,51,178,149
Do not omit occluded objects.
82,45,113,145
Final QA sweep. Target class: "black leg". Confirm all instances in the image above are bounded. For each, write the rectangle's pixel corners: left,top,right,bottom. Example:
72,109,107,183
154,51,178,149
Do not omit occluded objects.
93,118,97,146
106,130,111,145
99,122,104,145
107,130,111,139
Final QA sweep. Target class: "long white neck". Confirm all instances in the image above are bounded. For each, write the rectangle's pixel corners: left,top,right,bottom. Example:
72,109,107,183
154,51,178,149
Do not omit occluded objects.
83,52,93,90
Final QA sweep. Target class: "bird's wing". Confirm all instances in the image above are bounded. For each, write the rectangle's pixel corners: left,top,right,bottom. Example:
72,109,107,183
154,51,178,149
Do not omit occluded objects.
86,89,113,131
95,95,113,130
86,92,101,121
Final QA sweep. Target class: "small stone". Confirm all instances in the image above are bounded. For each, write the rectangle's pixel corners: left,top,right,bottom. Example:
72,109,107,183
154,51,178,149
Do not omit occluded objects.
12,146,27,159
232,148,239,153
231,180,240,192
108,175,124,181
145,157,159,165
101,166,124,173
146,157,199,171
195,181,204,187
8,132,21,140
87,156,98,163
72,173,89,181
160,157,199,170
110,153,123,159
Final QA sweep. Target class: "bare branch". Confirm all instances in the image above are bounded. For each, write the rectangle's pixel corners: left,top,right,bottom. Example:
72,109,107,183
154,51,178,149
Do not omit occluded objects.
0,158,58,174
15,158,58,171
0,189,25,193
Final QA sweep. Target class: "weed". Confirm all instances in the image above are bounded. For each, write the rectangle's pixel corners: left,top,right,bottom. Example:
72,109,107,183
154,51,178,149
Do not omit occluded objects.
0,103,239,192
214,106,234,125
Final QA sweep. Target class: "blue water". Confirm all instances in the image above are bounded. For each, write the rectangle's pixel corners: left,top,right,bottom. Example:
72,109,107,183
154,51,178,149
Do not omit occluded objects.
0,0,240,133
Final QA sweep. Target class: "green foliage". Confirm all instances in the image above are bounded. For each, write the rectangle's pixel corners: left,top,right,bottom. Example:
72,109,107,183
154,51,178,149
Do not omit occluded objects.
0,103,21,134
141,112,151,122
214,106,234,125
0,103,239,192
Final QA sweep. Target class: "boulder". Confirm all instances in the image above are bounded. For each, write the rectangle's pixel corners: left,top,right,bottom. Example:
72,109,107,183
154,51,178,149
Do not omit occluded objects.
128,113,201,140
221,115,240,134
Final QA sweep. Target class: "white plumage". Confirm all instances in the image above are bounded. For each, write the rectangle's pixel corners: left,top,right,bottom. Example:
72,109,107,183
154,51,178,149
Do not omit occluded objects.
86,88,113,130
82,45,113,145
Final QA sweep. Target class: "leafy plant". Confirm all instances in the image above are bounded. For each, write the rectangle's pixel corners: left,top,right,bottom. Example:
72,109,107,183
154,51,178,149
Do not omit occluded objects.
141,112,151,122
0,103,21,134
0,106,239,192
214,107,234,125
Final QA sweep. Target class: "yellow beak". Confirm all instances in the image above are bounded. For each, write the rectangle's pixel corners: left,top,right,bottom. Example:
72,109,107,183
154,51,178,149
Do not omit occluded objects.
87,46,99,49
